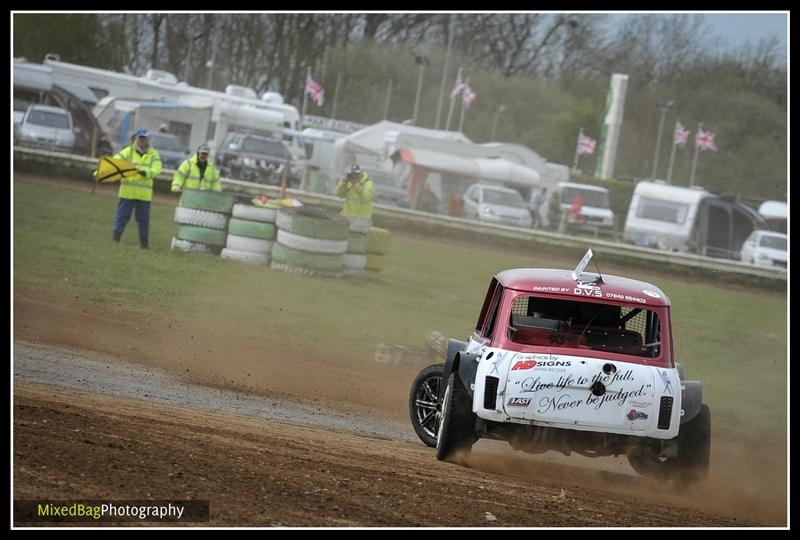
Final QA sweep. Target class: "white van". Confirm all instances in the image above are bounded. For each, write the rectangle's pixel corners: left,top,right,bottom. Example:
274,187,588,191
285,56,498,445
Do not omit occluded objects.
557,182,614,232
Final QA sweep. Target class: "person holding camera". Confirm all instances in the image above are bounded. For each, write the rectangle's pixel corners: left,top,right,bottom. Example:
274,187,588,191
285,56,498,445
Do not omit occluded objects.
335,163,375,221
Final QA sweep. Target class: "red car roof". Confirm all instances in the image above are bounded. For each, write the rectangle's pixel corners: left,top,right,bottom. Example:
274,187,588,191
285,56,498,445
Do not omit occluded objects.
495,268,670,307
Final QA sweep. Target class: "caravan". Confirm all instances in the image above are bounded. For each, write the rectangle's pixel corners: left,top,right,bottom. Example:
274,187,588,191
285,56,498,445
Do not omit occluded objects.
623,180,769,260
42,55,306,164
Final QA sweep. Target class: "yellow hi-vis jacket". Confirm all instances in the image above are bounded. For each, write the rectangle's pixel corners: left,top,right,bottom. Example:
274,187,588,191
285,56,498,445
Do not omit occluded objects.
114,144,162,202
334,172,375,220
172,154,222,192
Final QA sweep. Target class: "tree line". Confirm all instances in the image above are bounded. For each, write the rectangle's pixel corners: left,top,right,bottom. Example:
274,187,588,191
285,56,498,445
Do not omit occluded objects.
13,13,787,199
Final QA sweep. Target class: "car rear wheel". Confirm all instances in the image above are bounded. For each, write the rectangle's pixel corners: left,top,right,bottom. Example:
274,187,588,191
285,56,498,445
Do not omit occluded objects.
408,364,444,447
675,404,711,487
435,372,477,461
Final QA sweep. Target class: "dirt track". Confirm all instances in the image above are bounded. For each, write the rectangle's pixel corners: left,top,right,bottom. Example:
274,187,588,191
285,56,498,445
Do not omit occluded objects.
12,288,788,528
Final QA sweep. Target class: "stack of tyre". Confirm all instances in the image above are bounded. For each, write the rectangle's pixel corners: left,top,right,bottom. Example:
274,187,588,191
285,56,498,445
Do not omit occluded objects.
221,203,279,265
366,227,392,272
172,190,235,254
271,206,350,277
342,217,370,277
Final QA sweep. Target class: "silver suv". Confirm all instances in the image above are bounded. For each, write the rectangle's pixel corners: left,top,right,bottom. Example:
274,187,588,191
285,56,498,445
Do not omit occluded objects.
16,104,77,153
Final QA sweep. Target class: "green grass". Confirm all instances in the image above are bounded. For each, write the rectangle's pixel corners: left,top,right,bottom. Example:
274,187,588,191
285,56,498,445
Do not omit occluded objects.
13,178,787,442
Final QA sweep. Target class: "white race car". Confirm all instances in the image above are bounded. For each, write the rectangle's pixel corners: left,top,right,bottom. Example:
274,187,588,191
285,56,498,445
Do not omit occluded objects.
409,250,710,487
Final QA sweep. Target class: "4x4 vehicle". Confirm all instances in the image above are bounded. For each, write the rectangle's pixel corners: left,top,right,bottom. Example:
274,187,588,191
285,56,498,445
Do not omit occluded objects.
216,132,294,186
409,250,710,487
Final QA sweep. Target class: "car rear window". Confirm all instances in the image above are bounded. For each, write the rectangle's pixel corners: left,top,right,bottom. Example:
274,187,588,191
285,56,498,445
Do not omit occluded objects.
507,295,662,360
27,110,70,129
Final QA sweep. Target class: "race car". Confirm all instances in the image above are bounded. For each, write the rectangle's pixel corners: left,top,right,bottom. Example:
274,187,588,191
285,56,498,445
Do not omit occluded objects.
408,249,710,487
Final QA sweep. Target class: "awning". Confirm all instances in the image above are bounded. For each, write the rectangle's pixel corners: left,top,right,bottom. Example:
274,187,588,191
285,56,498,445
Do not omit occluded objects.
475,158,541,187
394,147,479,178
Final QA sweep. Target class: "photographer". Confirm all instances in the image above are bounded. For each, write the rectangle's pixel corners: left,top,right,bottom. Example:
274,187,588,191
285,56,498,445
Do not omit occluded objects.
334,163,375,221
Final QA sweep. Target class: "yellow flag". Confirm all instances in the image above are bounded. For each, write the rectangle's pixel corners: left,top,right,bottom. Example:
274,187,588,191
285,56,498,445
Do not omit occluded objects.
94,156,140,183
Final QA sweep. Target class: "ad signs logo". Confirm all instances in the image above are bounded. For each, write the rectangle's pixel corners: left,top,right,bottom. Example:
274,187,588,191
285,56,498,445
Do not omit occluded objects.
507,397,531,408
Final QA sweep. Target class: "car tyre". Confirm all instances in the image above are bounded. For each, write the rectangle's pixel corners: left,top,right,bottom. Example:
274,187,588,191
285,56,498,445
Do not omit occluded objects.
675,404,711,488
408,364,444,447
435,372,477,461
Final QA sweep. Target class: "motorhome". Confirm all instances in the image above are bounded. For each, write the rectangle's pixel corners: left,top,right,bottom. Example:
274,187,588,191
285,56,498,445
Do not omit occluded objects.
41,55,305,163
623,180,769,260
13,60,103,156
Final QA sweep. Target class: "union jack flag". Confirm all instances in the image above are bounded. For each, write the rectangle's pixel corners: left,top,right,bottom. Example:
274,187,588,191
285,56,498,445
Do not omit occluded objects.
462,85,477,108
305,74,325,107
673,122,690,147
577,133,596,155
450,76,466,99
695,128,717,151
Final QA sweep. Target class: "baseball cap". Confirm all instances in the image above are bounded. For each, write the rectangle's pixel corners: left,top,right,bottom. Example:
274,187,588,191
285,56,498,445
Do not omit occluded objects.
198,144,210,154
134,128,150,138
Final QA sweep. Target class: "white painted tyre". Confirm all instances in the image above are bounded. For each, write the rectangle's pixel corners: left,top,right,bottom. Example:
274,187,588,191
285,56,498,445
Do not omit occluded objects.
174,207,228,230
220,248,270,265
171,237,212,254
270,261,343,279
226,234,273,255
231,203,278,224
343,253,368,269
348,217,372,234
276,229,348,255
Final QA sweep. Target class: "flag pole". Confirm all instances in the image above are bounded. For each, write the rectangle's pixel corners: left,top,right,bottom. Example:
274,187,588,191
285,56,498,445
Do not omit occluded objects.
383,78,393,120
666,120,679,185
301,67,310,129
573,127,583,170
689,122,702,187
444,66,461,132
458,77,469,133
331,73,342,120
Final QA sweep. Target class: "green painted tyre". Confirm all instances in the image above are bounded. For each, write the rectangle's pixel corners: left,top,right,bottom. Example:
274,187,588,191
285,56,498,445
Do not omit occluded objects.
347,234,369,254
179,189,235,213
276,207,350,241
231,203,278,224
271,242,344,271
365,253,387,271
176,225,227,247
228,218,277,240
367,227,392,255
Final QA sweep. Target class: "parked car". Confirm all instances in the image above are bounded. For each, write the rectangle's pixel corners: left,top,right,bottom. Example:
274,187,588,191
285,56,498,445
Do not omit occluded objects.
739,230,787,269
408,249,710,487
365,168,411,208
16,104,77,153
557,182,615,232
216,132,293,186
148,132,189,170
461,183,533,228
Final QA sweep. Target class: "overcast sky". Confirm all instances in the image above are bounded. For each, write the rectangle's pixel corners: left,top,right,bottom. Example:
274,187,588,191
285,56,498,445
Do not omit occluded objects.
603,12,787,60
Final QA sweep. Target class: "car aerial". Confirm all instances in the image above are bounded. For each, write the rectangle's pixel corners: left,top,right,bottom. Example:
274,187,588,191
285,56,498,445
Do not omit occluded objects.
461,183,533,228
365,167,411,208
557,182,615,232
16,104,77,153
409,249,710,487
148,131,189,170
215,132,294,187
739,230,787,269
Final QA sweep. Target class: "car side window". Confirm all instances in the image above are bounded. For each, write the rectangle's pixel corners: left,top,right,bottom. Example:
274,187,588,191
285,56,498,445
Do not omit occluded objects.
481,285,504,339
